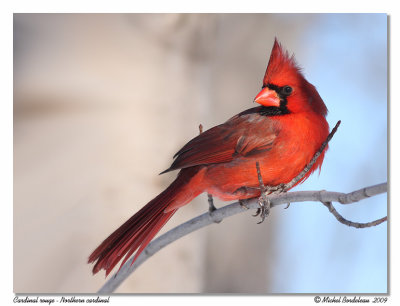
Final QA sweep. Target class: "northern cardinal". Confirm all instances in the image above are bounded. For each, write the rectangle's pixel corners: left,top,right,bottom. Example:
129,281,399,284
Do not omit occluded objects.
89,39,329,276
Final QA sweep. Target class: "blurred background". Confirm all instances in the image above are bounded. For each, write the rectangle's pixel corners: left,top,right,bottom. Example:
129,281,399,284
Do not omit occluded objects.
13,13,387,293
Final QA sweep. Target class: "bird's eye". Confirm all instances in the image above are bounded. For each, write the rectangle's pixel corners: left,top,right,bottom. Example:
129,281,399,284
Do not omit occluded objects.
282,86,293,95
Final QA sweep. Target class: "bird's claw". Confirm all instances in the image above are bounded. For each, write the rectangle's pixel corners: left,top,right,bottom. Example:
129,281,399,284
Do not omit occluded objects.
253,208,261,217
256,195,271,224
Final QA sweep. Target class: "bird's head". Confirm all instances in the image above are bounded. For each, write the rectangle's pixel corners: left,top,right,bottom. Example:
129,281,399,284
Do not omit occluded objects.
254,38,328,117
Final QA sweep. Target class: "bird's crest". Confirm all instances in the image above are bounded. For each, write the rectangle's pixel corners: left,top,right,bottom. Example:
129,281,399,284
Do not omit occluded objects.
263,38,303,87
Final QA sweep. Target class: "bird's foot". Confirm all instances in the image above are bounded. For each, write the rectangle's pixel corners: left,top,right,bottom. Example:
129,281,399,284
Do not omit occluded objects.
208,193,216,213
253,208,261,217
255,194,271,224
239,199,250,210
207,193,222,223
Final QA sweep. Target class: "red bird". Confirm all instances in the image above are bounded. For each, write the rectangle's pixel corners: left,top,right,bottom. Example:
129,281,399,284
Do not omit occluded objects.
89,39,330,276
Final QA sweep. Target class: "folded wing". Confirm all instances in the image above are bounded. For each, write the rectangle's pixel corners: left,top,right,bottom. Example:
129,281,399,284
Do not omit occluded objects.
161,107,279,173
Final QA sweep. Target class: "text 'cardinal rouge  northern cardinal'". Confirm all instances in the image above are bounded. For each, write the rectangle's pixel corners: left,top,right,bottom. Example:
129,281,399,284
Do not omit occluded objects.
88,39,330,276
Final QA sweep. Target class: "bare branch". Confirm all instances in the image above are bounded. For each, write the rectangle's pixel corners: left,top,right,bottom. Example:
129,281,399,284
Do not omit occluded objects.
256,161,267,194
97,182,387,294
321,201,387,228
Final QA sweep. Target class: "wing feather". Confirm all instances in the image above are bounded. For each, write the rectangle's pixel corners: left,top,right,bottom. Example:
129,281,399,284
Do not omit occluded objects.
161,107,279,173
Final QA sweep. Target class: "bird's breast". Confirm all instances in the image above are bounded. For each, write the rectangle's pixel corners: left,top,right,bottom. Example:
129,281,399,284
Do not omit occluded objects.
204,113,329,201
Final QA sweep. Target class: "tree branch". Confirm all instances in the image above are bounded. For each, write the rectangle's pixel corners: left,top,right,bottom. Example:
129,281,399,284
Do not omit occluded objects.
97,182,387,294
321,201,387,228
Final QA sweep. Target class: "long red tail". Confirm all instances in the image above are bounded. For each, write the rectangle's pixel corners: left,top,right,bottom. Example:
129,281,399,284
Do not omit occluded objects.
88,167,202,276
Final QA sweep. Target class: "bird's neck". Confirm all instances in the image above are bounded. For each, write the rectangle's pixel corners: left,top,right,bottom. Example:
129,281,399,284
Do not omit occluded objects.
259,105,289,117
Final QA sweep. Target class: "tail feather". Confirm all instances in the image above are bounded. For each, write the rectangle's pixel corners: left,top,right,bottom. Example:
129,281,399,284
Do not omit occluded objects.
88,168,201,276
88,199,161,264
116,210,176,274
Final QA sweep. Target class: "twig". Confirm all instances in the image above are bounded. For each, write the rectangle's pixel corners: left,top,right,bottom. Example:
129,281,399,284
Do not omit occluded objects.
256,161,266,194
97,182,387,294
321,201,387,228
198,123,203,134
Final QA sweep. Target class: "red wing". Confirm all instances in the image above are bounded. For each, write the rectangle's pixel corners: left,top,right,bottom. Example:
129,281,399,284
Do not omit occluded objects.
161,107,278,173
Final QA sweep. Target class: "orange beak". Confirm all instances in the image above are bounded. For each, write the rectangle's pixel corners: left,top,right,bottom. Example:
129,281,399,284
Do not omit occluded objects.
254,87,280,107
